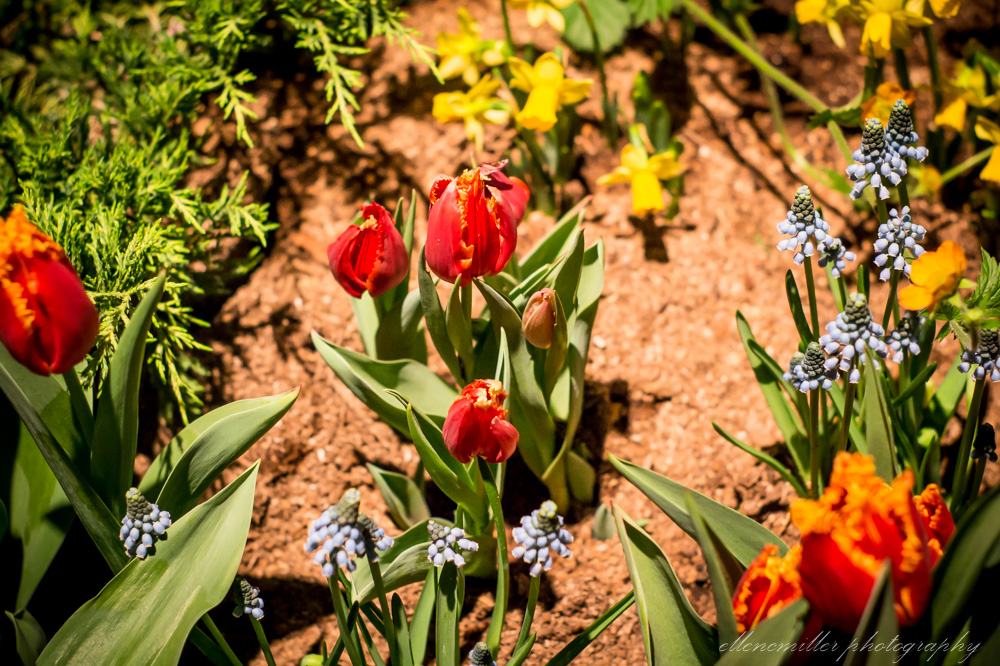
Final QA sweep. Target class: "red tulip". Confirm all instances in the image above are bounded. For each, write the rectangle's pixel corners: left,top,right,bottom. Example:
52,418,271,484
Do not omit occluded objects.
328,202,409,298
791,453,936,632
442,379,519,463
0,205,99,376
913,484,954,564
522,288,559,349
426,161,529,286
732,544,803,633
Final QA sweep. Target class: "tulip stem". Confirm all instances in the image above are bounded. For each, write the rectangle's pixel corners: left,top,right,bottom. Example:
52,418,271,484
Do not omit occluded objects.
201,615,242,666
516,574,541,652
329,577,366,666
478,458,509,657
251,618,277,666
952,379,985,513
809,388,821,498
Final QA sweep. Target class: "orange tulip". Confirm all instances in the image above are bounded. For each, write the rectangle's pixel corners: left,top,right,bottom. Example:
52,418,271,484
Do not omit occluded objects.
913,484,955,564
732,544,803,633
898,240,966,311
442,379,519,463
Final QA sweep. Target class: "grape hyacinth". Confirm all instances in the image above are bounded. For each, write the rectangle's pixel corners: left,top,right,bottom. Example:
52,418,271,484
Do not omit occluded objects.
468,642,496,666
846,118,905,200
820,293,889,383
511,500,573,577
785,342,834,392
233,578,265,620
816,236,856,278
119,487,171,559
776,186,830,264
427,520,479,568
885,99,928,163
304,488,393,576
874,207,926,281
958,329,1000,383
886,312,925,363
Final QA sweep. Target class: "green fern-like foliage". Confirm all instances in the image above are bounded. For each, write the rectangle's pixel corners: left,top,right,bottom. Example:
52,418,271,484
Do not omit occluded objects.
0,0,435,420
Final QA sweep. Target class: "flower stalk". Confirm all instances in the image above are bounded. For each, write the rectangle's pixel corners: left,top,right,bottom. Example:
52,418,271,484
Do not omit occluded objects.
328,577,365,666
478,458,509,655
516,574,541,652
951,379,985,514
251,618,277,666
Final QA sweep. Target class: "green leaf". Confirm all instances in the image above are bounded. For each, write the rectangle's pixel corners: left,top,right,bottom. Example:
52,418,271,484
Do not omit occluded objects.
351,292,380,357
312,332,457,435
592,502,616,540
435,563,463,666
927,359,966,434
929,485,1000,646
91,273,166,516
6,609,47,666
391,594,414,666
518,205,584,276
566,450,596,503
366,463,431,529
148,388,298,517
375,289,428,363
785,271,815,343
685,493,739,647
445,282,474,379
862,358,896,482
827,381,866,454
608,455,786,567
712,422,808,497
894,362,938,406
417,247,464,383
351,518,453,604
717,600,809,665
389,191,419,306
38,462,260,665
844,563,897,666
613,505,718,665
508,633,537,666
544,591,635,666
409,569,436,666
561,0,630,54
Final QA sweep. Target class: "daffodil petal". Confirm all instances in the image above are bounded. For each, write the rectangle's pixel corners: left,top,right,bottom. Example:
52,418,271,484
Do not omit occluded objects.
558,79,593,105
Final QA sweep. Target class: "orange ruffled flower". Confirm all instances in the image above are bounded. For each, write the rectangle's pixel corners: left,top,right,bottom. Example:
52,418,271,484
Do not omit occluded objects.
791,453,944,632
732,544,803,633
897,240,966,312
913,484,955,564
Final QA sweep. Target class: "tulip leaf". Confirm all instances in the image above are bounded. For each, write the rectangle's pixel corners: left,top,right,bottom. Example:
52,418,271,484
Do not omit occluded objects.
435,563,464,666
545,590,636,666
312,331,457,435
389,191,419,305
91,273,166,516
409,568,436,666
38,462,259,666
712,422,808,497
0,357,126,573
366,463,431,529
349,519,453,606
929,485,1000,646
684,492,739,647
844,563,896,666
566,450,596,503
445,282,475,379
351,292,380,358
862,357,896,482
375,288,428,363
613,504,719,665
144,388,299,518
416,247,464,384
518,204,585,277
391,594,415,666
508,634,537,666
608,455,786,566
475,279,555,478
717,600,809,664
6,609,47,666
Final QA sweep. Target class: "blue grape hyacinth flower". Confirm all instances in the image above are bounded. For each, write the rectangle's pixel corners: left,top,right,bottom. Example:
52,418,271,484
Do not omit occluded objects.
846,118,905,200
819,293,889,383
120,487,171,559
874,207,925,282
784,343,834,392
512,500,573,577
233,577,265,620
427,521,479,568
959,329,1000,383
776,186,831,264
305,488,393,577
886,99,928,163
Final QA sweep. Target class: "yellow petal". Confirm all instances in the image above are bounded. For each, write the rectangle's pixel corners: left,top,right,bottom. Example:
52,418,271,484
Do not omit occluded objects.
439,55,470,81
543,5,566,32
526,5,546,27
558,79,592,105
929,0,961,18
934,95,967,131
462,66,481,87
465,118,485,151
620,144,649,171
861,13,893,58
483,108,510,125
432,93,462,123
508,57,537,92
630,171,665,215
980,148,1000,184
829,22,846,49
974,117,1000,145
516,86,559,131
898,285,934,311
648,153,684,180
795,0,827,24
597,167,633,185
533,53,565,85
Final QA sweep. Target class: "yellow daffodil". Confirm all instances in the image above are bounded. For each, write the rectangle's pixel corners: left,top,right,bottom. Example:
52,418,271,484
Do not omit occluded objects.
926,0,961,18
432,75,510,151
436,9,508,86
932,63,1000,132
795,0,850,48
898,241,966,311
598,143,684,215
862,82,916,124
508,0,575,33
910,163,942,197
509,53,592,132
849,1,930,59
974,117,1000,184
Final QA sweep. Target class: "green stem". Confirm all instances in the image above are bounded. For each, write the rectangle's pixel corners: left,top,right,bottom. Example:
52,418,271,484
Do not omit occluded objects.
940,148,993,185
577,0,615,146
803,256,821,338
679,0,852,161
202,616,242,666
838,377,856,453
897,176,910,209
516,574,541,652
966,456,987,509
367,554,398,665
952,379,985,511
329,577,366,666
809,389,821,498
923,26,943,112
893,48,911,91
500,0,514,54
478,458,509,656
882,271,899,331
251,618,277,666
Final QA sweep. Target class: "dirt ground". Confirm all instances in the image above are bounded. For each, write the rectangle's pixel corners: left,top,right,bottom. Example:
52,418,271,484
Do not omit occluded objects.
182,1,1000,663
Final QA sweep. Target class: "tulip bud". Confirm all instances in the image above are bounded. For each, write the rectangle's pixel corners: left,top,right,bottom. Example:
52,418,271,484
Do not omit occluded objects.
0,205,99,375
522,288,561,349
328,202,408,298
442,379,519,464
